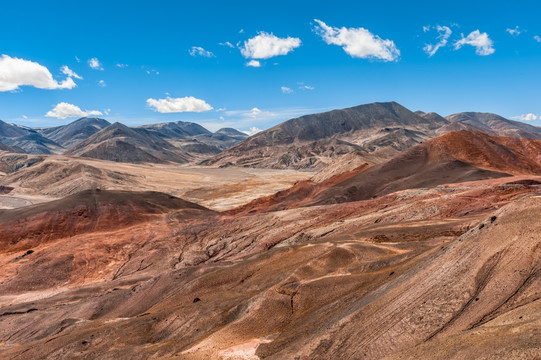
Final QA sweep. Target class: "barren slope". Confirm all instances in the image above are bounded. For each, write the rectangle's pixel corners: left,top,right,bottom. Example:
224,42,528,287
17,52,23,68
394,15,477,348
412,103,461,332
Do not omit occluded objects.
203,102,448,169
65,122,189,164
233,130,541,212
0,176,539,359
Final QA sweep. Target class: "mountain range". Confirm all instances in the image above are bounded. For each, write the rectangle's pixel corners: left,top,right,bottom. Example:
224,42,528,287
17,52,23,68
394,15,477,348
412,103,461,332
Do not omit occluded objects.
205,102,541,169
0,117,248,163
2,102,541,167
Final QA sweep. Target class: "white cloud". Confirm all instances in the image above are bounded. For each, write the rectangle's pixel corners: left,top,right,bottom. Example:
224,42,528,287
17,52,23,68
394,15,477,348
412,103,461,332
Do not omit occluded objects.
299,85,315,90
22,115,28,119
61,65,82,79
146,96,213,113
45,102,103,119
506,26,521,37
219,41,234,48
75,56,81,63
423,25,431,33
246,60,261,67
248,107,261,118
104,108,111,115
241,126,262,136
202,106,327,132
423,25,452,57
116,63,128,68
0,54,77,92
313,19,400,61
98,79,106,87
239,29,244,34
281,86,293,94
189,46,215,58
240,32,301,59
145,68,159,75
512,113,539,121
224,107,276,121
88,57,103,70
454,30,495,55
534,35,541,43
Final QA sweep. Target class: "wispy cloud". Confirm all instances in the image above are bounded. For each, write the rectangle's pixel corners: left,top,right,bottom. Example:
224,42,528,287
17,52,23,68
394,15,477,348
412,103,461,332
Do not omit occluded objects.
534,35,541,43
313,19,400,61
61,65,83,79
506,26,521,37
454,30,495,55
281,86,293,94
512,113,539,121
218,41,234,48
98,79,106,87
423,25,452,57
241,126,262,136
189,46,215,58
200,106,332,133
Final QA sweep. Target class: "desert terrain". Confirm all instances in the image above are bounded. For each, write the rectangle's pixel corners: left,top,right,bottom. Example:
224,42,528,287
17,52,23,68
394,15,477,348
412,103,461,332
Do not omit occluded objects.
1,104,540,359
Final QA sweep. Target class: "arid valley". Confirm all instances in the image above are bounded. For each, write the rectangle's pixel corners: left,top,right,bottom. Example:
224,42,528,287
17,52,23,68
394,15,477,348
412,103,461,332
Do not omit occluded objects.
1,102,540,359
2,2,541,358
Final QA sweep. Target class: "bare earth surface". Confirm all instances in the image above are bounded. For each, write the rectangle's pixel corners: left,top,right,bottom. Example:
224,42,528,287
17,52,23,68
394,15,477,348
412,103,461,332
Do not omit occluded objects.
0,154,313,211
0,175,540,359
0,129,540,359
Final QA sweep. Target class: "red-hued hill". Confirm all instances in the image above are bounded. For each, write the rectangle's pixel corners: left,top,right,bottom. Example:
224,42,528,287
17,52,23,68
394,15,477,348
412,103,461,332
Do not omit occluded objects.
306,130,541,206
0,189,215,252
233,130,541,212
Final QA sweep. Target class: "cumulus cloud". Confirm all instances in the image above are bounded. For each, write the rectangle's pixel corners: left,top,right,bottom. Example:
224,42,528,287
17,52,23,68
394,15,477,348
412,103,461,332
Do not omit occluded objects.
146,96,213,113
189,46,215,58
45,102,103,119
506,26,521,37
512,113,539,121
423,25,452,57
240,32,301,59
454,30,495,55
98,79,106,87
88,57,103,70
0,54,77,92
313,19,400,61
246,60,261,67
61,65,82,79
281,86,293,94
535,35,541,43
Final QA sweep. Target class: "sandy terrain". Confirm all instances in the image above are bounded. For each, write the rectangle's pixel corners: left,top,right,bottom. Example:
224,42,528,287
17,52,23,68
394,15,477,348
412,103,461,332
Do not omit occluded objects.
0,154,313,210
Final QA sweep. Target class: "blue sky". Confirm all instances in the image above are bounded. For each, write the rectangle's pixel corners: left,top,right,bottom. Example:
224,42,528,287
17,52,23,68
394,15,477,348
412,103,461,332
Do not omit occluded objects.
1,0,540,133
